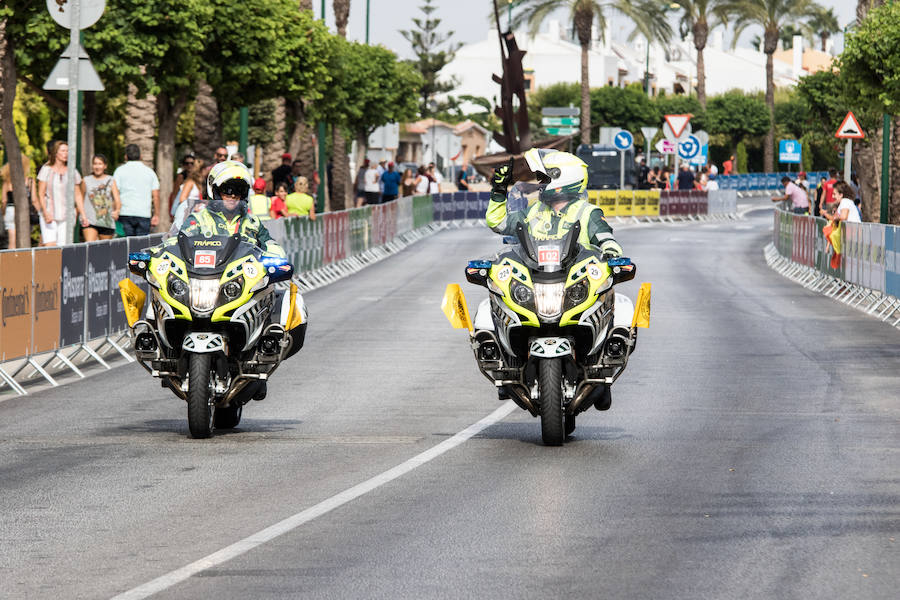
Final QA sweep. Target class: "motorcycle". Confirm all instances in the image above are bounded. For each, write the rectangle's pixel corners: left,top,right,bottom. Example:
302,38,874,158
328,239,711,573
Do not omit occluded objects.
119,231,307,438
442,183,651,445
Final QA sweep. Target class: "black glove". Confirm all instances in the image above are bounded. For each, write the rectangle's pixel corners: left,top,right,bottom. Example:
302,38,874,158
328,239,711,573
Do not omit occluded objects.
491,158,514,196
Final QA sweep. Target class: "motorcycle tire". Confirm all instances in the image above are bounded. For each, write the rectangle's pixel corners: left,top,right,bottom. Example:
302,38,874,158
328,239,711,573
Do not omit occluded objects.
213,403,242,429
538,358,565,446
187,353,214,439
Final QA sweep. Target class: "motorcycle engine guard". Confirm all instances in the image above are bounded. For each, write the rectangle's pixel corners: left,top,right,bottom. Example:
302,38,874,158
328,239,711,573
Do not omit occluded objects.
182,332,226,354
529,337,573,358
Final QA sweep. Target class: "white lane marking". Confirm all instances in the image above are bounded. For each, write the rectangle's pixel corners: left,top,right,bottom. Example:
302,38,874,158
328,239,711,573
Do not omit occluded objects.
110,401,517,600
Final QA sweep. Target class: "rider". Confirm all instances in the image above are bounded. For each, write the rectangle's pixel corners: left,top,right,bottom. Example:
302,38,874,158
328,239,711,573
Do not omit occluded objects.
480,148,628,411
485,148,623,258
178,161,285,258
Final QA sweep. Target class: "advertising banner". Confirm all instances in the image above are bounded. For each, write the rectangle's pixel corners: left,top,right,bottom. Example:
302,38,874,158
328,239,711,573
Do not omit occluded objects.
60,244,87,347
616,191,633,216
32,248,62,355
453,192,466,221
886,227,900,297
0,251,33,361
107,239,129,332
413,195,433,229
86,241,111,339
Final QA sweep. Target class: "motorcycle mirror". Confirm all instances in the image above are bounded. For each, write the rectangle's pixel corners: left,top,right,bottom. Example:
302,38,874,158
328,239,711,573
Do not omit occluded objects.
262,256,294,283
128,251,151,276
465,260,492,287
609,257,637,284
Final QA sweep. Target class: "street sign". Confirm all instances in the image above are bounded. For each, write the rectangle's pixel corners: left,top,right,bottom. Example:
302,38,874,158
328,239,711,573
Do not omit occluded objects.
664,114,692,139
43,41,104,91
835,111,864,139
778,139,802,164
690,144,708,166
693,130,710,146
613,130,634,151
655,139,675,154
678,135,701,160
663,120,692,142
542,117,580,126
46,0,105,29
542,107,580,117
640,127,658,148
544,127,579,136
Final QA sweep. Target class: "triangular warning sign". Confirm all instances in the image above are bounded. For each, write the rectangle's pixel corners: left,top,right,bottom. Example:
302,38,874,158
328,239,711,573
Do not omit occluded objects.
835,111,864,139
664,114,691,139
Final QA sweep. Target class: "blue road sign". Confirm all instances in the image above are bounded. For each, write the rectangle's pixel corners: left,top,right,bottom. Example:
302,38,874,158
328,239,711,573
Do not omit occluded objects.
613,130,634,151
678,135,700,160
689,144,708,166
779,139,802,164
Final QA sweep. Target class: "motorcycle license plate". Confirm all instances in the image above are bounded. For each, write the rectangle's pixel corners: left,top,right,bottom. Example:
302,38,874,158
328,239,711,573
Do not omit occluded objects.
194,250,217,267
537,246,560,266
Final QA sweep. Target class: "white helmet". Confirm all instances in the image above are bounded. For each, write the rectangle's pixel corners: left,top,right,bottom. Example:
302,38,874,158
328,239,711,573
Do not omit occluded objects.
206,160,253,202
523,148,588,204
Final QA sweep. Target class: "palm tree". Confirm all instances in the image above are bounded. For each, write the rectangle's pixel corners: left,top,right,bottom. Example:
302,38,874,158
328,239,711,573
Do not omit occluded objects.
512,0,672,145
806,6,839,52
720,0,818,172
331,0,351,211
289,0,317,182
672,0,728,108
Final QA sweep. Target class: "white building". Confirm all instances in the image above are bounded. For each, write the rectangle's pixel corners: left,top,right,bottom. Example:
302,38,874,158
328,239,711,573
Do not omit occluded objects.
443,21,822,104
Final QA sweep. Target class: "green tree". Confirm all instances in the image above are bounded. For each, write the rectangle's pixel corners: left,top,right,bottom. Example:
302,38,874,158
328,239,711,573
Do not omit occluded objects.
653,94,707,131
511,0,672,145
839,2,900,114
400,0,460,117
590,84,659,133
719,0,820,172
805,5,839,52
705,91,770,157
672,1,728,108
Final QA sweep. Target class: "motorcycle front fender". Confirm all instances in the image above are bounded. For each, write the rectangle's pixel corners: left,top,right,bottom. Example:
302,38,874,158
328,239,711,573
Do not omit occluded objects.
181,332,226,354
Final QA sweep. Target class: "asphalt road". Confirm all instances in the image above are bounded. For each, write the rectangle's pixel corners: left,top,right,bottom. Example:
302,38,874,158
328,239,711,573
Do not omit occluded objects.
1,206,897,599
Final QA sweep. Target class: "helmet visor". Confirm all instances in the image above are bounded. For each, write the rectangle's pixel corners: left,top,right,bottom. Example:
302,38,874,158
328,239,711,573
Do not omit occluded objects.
219,179,250,199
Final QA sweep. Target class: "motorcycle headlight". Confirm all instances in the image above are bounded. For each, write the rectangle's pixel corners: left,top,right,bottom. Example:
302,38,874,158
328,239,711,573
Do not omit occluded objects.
534,282,564,319
190,278,219,312
167,276,188,300
511,281,533,305
222,280,243,300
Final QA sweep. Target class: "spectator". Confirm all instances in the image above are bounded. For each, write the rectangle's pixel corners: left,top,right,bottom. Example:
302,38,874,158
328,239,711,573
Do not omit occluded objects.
229,151,245,163
0,154,37,249
709,163,719,177
658,167,670,190
290,160,303,187
271,153,293,192
113,144,160,236
377,159,387,199
823,181,861,223
818,168,838,215
426,164,439,194
248,177,271,220
722,155,735,175
676,164,695,190
706,171,719,191
285,176,316,220
36,141,83,246
171,159,206,227
269,182,290,219
354,158,369,207
637,159,650,190
414,165,430,195
402,167,416,196
78,154,121,241
794,171,808,192
849,172,862,209
381,162,402,202
647,166,659,189
698,166,710,191
429,162,444,186
771,176,809,215
168,154,195,215
363,161,381,205
203,146,228,182
456,164,470,191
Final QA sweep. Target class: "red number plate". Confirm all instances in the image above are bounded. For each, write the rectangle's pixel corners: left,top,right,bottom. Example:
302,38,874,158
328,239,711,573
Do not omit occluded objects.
194,250,216,267
537,246,560,266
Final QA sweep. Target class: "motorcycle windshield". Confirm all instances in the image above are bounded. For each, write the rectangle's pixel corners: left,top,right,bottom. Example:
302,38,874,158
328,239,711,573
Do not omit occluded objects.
506,183,582,274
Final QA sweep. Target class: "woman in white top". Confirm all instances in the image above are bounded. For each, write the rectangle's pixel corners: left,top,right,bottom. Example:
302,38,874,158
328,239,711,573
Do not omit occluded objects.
823,181,862,223
36,141,83,246
171,159,206,231
414,165,430,195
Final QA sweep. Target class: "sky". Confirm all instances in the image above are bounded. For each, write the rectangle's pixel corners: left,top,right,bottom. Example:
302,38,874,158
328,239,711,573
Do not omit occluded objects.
315,0,857,60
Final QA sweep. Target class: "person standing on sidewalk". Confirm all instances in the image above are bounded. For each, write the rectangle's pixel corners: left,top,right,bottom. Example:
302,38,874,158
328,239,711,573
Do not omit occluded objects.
78,154,121,241
771,176,809,214
380,162,401,202
113,144,160,235
36,141,83,246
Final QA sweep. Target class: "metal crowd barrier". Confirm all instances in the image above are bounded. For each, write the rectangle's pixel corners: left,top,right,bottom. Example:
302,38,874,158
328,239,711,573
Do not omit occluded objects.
717,171,828,194
766,205,900,327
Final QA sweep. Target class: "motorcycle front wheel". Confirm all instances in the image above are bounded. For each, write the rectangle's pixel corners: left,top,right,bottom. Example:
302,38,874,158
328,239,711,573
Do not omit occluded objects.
187,353,214,439
538,358,565,446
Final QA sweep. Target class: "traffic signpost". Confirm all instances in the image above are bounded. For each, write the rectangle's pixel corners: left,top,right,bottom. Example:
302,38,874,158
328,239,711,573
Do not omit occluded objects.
655,139,675,154
779,139,802,169
664,114,692,173
678,135,701,161
835,111,865,183
544,127,579,136
542,107,580,137
613,130,634,190
42,0,106,246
